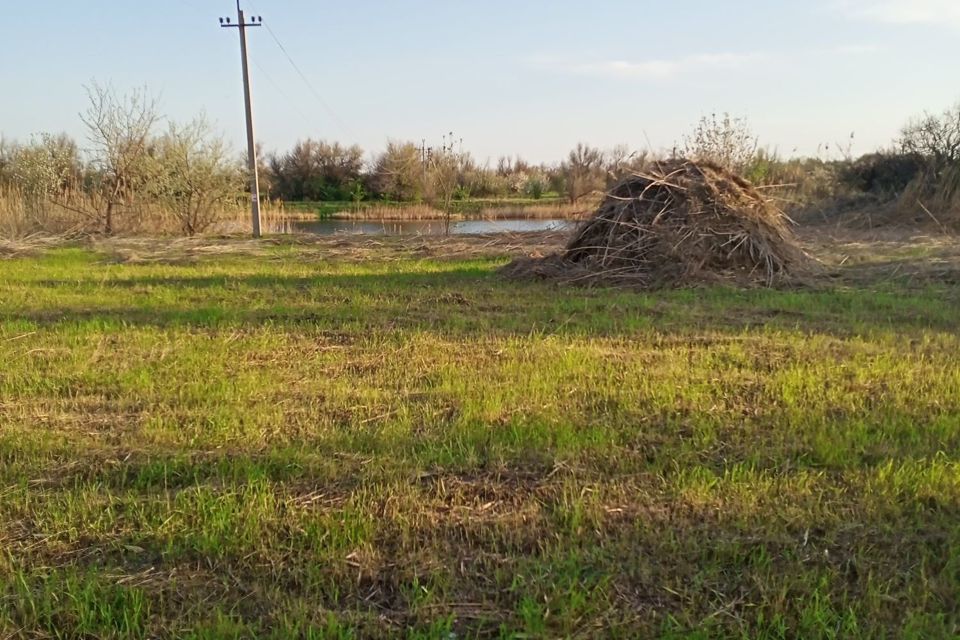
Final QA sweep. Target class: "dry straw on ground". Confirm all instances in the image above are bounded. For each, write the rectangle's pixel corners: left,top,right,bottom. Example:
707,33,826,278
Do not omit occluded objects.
503,159,811,288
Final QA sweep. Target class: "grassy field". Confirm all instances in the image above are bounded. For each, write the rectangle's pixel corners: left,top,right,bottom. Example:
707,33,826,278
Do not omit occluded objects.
1,231,959,638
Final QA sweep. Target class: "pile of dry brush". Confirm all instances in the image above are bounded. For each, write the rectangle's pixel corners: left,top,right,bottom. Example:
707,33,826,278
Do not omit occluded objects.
503,159,810,288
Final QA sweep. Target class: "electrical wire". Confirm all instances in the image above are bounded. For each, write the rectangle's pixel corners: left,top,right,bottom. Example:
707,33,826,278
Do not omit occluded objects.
249,51,321,136
205,0,327,140
246,0,355,140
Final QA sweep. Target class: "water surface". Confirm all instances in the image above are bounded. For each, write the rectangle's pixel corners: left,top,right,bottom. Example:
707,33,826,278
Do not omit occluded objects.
287,218,574,236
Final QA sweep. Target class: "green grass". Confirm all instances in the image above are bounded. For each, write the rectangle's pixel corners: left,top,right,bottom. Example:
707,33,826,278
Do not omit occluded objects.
1,239,959,638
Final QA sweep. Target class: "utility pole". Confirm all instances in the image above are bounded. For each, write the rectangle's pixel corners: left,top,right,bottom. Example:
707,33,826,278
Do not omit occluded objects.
220,2,263,238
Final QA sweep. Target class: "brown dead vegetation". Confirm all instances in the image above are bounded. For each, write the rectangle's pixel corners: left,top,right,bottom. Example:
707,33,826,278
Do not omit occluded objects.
502,160,812,288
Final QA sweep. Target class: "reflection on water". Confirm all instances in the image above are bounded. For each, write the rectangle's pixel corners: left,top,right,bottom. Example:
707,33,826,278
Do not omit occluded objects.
285,218,575,236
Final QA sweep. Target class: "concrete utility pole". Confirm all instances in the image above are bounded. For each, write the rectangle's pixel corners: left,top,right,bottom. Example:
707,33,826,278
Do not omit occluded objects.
220,2,263,238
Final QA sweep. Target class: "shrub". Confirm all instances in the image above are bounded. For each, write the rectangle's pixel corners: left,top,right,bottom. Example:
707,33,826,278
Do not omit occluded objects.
146,117,243,236
370,141,424,202
267,139,364,201
842,153,924,196
682,113,758,173
526,176,545,200
562,143,605,203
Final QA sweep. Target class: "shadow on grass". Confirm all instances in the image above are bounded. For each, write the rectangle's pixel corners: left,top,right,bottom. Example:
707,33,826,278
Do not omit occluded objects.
9,266,960,337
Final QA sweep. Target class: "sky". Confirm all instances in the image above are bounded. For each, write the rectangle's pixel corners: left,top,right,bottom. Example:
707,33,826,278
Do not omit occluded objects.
1,0,959,164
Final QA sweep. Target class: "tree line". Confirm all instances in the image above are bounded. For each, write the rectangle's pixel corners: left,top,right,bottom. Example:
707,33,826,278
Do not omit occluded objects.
0,84,653,237
1,84,239,235
2,84,958,236
260,138,653,207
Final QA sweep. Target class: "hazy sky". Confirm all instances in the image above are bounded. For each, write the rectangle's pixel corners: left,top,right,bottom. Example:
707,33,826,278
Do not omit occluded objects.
2,0,959,164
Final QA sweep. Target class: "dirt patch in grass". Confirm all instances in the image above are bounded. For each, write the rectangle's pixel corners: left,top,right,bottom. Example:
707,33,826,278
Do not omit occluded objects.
801,227,960,287
81,231,572,265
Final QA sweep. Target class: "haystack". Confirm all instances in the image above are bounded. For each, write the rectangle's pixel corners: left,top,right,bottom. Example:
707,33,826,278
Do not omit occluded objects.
503,159,809,287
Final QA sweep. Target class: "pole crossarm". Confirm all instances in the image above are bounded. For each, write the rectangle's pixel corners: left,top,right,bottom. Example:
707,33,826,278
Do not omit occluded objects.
219,20,262,28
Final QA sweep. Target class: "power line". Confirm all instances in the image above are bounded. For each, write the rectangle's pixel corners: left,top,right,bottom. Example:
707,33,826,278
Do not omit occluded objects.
249,51,321,136
246,0,354,140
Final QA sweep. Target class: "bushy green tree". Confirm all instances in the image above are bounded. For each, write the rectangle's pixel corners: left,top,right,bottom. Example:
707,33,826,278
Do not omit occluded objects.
371,141,424,201
268,139,364,201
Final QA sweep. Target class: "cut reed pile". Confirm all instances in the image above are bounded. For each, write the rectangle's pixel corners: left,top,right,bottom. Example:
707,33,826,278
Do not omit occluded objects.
502,159,811,288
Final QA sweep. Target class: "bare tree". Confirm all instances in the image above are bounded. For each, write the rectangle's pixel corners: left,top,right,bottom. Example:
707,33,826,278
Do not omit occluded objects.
430,153,460,206
147,117,242,235
900,104,960,176
427,148,465,233
603,145,650,185
562,143,606,204
78,82,161,234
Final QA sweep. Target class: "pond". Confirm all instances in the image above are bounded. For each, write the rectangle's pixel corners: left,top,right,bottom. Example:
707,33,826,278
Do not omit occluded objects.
285,218,575,236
